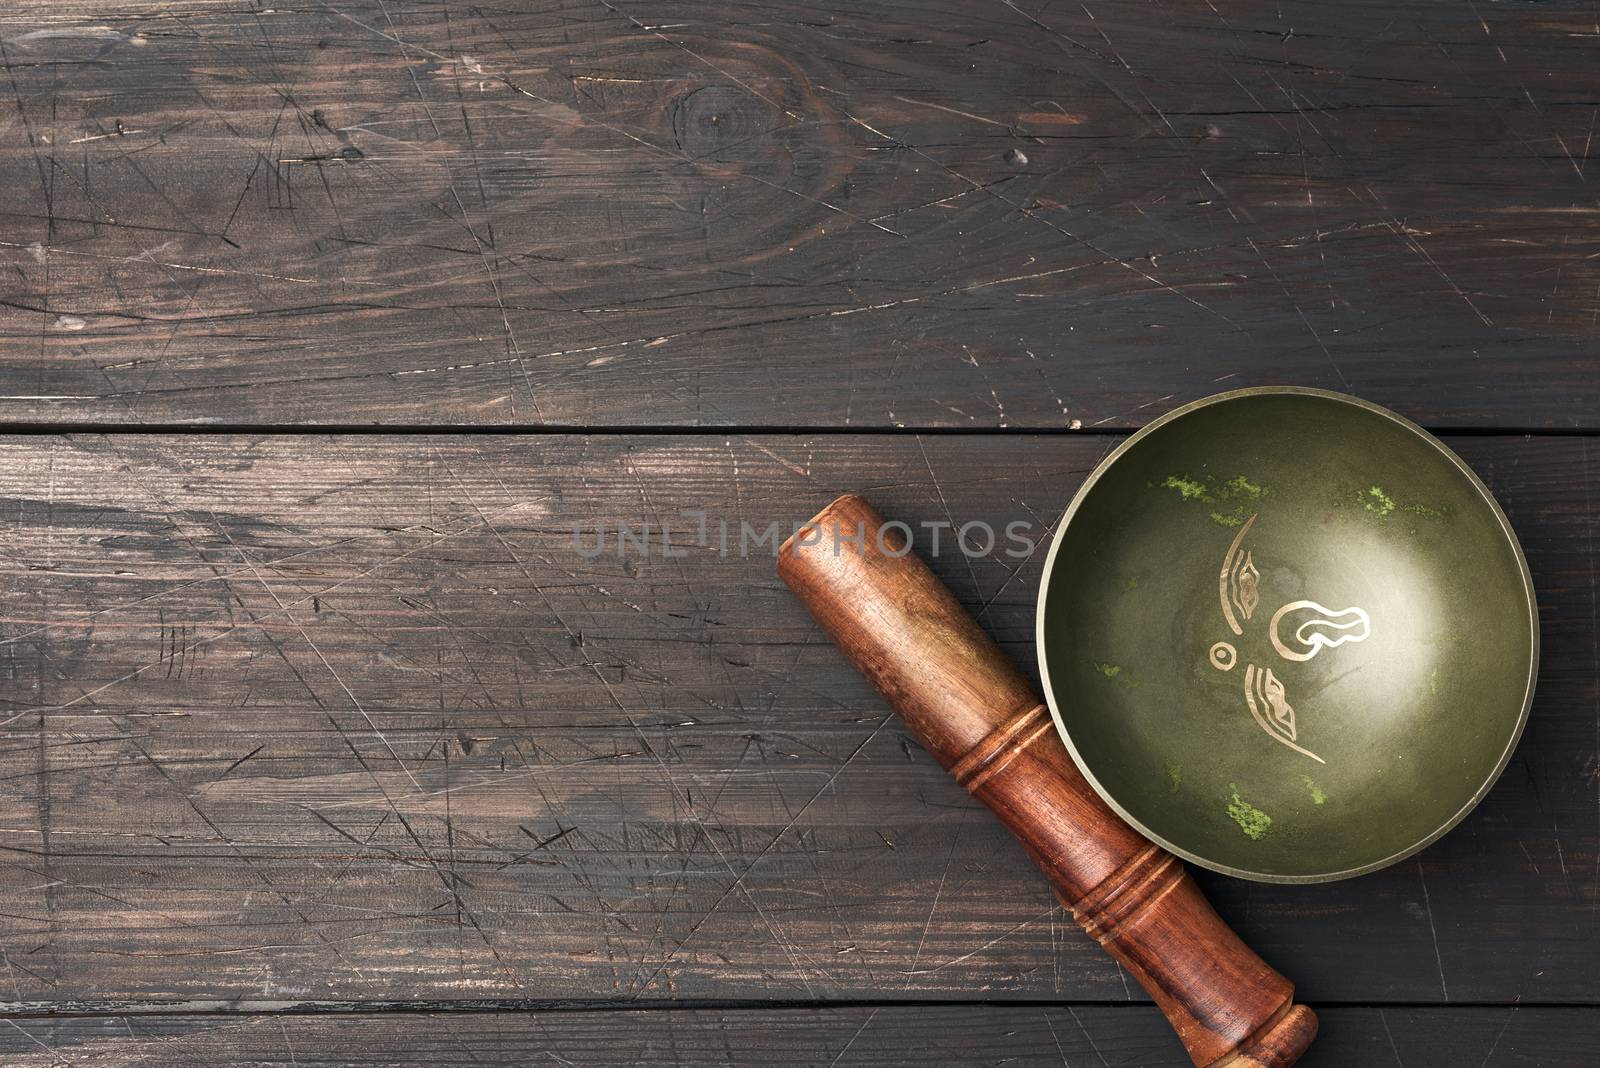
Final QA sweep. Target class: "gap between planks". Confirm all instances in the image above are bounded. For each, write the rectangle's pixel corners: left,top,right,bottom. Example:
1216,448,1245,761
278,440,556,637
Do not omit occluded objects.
0,998,1593,1020
0,423,1594,438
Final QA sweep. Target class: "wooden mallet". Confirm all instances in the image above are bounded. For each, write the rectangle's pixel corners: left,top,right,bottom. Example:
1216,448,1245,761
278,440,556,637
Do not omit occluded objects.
777,494,1317,1068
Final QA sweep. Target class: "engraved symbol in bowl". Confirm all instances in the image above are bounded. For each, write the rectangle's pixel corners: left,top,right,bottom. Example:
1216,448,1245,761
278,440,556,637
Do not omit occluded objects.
1206,514,1371,763
1270,600,1371,663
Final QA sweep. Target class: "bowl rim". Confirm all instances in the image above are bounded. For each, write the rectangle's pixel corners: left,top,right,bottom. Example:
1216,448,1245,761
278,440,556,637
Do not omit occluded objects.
1034,385,1540,884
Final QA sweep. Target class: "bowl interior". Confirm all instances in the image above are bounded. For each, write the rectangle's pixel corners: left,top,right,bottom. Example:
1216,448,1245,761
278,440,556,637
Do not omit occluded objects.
1038,391,1535,882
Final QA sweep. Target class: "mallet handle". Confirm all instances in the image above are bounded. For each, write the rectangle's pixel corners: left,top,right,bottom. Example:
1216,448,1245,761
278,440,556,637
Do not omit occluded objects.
777,494,1316,1068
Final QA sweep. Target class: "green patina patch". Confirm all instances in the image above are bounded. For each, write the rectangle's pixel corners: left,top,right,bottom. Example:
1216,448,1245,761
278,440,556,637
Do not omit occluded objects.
1364,485,1396,517
1158,473,1271,526
1090,661,1137,689
1429,667,1439,696
1162,474,1212,501
1335,484,1446,526
1226,785,1273,840
1300,775,1327,806
1122,570,1148,592
1224,475,1266,499
1166,760,1183,793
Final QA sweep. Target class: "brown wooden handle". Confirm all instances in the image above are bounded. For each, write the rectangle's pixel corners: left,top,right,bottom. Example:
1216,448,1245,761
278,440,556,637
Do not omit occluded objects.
777,494,1317,1068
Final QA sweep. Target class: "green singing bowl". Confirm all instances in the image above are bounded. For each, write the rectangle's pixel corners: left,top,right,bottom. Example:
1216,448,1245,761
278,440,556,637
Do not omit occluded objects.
1037,388,1537,883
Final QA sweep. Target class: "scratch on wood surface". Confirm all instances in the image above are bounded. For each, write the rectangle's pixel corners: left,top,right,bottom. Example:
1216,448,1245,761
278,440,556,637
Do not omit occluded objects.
1415,859,1450,1002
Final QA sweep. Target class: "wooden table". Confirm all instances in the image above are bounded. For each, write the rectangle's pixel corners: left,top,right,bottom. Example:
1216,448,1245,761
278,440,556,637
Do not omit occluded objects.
0,3,1594,1064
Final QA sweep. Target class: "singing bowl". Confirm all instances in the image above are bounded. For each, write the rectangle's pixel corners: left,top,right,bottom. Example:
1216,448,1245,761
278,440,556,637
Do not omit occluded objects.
1037,387,1537,883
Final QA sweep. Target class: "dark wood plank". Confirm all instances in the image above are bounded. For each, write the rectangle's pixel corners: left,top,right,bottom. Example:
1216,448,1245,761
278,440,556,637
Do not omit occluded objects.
0,433,1593,1006
1,1005,1595,1066
0,2,1596,428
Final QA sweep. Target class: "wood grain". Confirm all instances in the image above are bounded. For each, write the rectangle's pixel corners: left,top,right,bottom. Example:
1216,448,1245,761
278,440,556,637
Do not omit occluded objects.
0,433,1592,1008
0,1006,1595,1067
0,2,1596,428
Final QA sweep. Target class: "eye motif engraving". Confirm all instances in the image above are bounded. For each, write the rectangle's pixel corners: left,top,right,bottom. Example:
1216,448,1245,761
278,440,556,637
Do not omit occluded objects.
1218,515,1260,636
1207,515,1370,764
1244,664,1320,763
